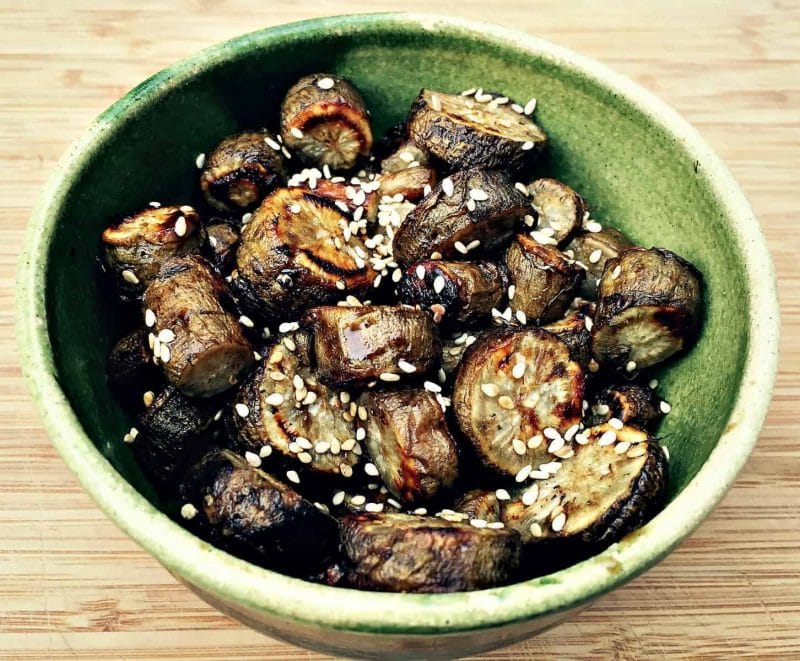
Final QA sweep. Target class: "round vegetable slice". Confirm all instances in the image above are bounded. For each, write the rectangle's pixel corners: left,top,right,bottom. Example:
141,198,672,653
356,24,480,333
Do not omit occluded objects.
527,178,587,245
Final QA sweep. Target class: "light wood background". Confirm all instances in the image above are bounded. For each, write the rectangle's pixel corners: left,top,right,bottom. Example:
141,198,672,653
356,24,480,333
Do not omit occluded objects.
2,1,798,659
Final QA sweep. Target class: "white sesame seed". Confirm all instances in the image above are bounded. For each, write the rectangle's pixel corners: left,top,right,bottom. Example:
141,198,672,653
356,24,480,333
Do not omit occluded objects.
429,275,445,295
234,403,250,418
660,401,672,413
245,451,262,467
157,328,175,343
241,212,253,225
144,309,156,328
317,76,335,89
626,360,638,372
543,427,560,440
515,464,533,482
523,214,536,227
516,310,527,325
358,405,368,421
129,427,139,440
599,430,617,446
429,93,442,111
365,502,384,513
627,445,647,458
278,321,299,333
487,521,505,530
470,518,487,528
551,512,566,532
511,103,524,113
466,199,477,212
174,215,187,237
265,393,285,406
332,490,345,506
612,265,622,279
424,381,442,393
481,383,499,397
495,488,511,501
469,188,489,201
413,507,428,515
391,269,402,283
416,265,426,280
209,236,218,249
530,470,549,480
441,177,454,197
295,437,312,450
609,417,624,430
512,362,526,379
498,395,515,410
574,432,589,445
548,437,565,453
290,127,304,139
466,239,481,252
663,446,670,461
379,372,401,382
649,379,659,389
585,220,603,233
398,359,417,373
121,269,139,285
364,463,380,477
585,316,594,331
521,141,535,151
529,522,543,537
159,344,171,363
286,470,301,484
356,427,366,441
615,441,631,454
522,485,539,506
512,438,527,456
181,503,198,520
297,452,313,464
454,241,468,255
259,445,273,458
265,137,281,150
350,494,367,506
195,153,206,169
142,391,154,407
460,87,477,96
588,249,603,264
528,435,543,449
524,98,538,115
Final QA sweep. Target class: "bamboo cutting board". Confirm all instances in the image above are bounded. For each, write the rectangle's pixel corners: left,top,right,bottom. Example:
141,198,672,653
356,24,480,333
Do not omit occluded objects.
1,1,798,658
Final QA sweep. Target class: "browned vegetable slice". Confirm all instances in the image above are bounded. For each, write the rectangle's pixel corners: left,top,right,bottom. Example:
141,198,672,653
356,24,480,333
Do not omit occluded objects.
102,204,203,300
143,256,254,397
234,187,377,320
396,260,508,325
180,449,338,574
542,305,594,367
392,168,529,268
303,305,441,389
106,329,161,403
566,226,634,298
360,389,459,504
205,222,239,274
453,328,584,479
233,337,361,479
199,130,287,214
407,89,547,173
506,233,584,324
589,383,664,431
527,178,587,245
378,165,437,203
340,512,521,592
453,489,502,523
592,248,703,370
501,424,667,545
280,73,373,170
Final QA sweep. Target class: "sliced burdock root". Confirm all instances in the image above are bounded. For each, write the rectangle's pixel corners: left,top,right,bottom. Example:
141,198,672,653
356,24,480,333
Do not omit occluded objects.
453,489,502,523
566,226,634,298
452,328,584,479
234,187,377,320
378,165,437,203
199,130,287,214
359,389,459,504
106,329,162,405
592,247,703,371
340,512,521,592
280,73,372,170
527,178,587,246
588,383,664,431
407,89,547,173
392,168,529,268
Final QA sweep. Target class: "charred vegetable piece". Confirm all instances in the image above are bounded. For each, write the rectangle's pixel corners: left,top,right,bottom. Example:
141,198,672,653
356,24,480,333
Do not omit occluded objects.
380,140,429,173
200,131,287,214
133,386,219,487
106,329,161,403
235,187,376,320
378,166,437,203
101,205,204,300
296,178,379,222
280,73,373,170
453,328,584,479
205,222,240,274
506,233,584,324
593,248,703,370
392,168,529,268
233,338,361,479
397,260,508,325
360,389,459,504
542,305,594,367
340,512,521,592
454,489,501,523
303,305,441,389
407,89,547,173
181,449,338,574
589,383,664,431
527,178,587,246
143,256,254,397
501,424,667,546
566,226,634,298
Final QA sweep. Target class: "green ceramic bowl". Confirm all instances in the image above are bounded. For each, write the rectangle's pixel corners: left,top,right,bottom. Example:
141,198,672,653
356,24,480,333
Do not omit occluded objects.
17,13,779,659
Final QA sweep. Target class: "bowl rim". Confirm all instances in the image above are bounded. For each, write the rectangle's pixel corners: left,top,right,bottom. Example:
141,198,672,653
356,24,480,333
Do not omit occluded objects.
17,12,779,635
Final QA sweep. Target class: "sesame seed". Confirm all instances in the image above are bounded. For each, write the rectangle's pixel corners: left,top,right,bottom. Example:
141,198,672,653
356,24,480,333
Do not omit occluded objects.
195,153,206,169
121,269,139,285
144,309,156,327
498,395,515,410
530,470,549,480
286,470,301,484
364,463,379,477
649,379,659,389
588,249,603,264
609,417,624,430
317,76,335,89
209,236,218,249
265,137,281,150
585,220,603,233
516,310,528,325
298,452,313,464
515,464,533,482
522,485,539,506
350,494,366,506
265,393,284,406
234,403,250,418
290,127,304,139
512,438,527,455
278,321,299,333
481,383,499,397
245,451,262,467
424,381,442,393
241,212,253,225
269,350,284,364
469,188,489,201
585,316,594,331
551,512,567,532
143,391,154,407
358,405,368,421
564,424,580,441
543,427,560,440
356,427,366,441
365,502,384,513
511,103,524,113
529,522,543,537
574,432,589,445
259,445,273,458
523,214,535,227
487,521,505,529
524,98,538,115
413,507,428,515
508,284,516,300
432,275,446,294
599,430,617,446
438,368,447,382
454,241,468,255
612,265,622,279
440,177,455,197
512,362,526,379
466,239,481,251
430,94,442,111
496,488,511,501
466,199,477,212
379,372,401,382
174,216,187,237
660,401,672,413
460,87,477,96
332,490,345,506
528,435,543,449
398,359,417,373
180,503,198,520
663,446,670,461
239,315,255,328
470,518,487,528
596,404,610,415
157,328,175,343
415,265,426,280
159,344,171,363
626,360,638,372
627,445,647,458
548,437,565,453
615,441,631,454
521,141,535,151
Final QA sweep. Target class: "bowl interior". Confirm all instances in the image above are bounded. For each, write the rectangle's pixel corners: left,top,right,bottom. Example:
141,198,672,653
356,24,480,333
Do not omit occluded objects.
43,19,748,512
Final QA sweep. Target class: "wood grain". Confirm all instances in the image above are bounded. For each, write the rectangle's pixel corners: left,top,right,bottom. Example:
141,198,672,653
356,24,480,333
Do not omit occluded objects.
1,1,798,658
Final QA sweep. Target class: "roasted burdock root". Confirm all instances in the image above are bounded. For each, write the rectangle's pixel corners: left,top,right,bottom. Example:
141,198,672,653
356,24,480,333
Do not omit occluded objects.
506,234,584,324
542,304,595,367
454,489,501,523
406,89,547,173
233,337,361,480
501,425,667,555
566,226,633,298
199,131,287,214
204,222,240,274
589,383,664,431
592,248,703,370
360,389,459,504
527,178,587,245
106,329,161,404
397,260,507,325
392,168,529,267
453,328,584,479
101,205,204,300
234,188,376,320
280,73,373,170
292,178,379,222
303,305,441,389
340,512,521,592
180,449,338,575
378,166,437,203
132,386,220,489
143,256,254,397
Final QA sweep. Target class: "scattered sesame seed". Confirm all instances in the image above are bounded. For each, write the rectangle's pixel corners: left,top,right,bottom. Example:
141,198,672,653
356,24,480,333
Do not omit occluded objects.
432,275,447,294
585,316,594,331
627,445,647,458
480,382,499,398
529,522,543,538
585,220,603,233
144,309,156,328
470,518,487,528
609,417,624,430
596,403,610,415
522,485,539,506
259,445,273,458
379,372,401,382
649,379,659,389
265,393,285,406
365,502,384,513
157,328,175,343
234,403,250,418
121,269,139,285
181,503,198,520
364,463,380,477
543,427,560,440
512,362,526,379
245,451,262,467
498,395,515,410
551,512,567,532
195,153,206,169
332,490,345,506
548,437,565,454
398,359,417,373
626,360,638,372
512,438,527,455
466,199,477,212
142,391,154,407
508,284,516,301
298,452,313,464
487,521,505,529
290,127,304,139
350,494,367,506
598,430,617,446
416,265,426,280
495,488,511,501
460,87,477,96
242,212,253,225
528,435,543,449
521,140,535,151
430,94,442,111
663,446,670,461
286,470,301,484
265,136,281,150
588,249,603,264
174,215,187,237
524,98,538,115
466,239,481,252
424,381,442,393
209,236,218,249
278,321,299,333
515,464,533,482
660,401,672,413
356,427,366,441
454,241,469,255
615,441,631,454
529,469,549,480
612,265,622,279
516,310,528,325
357,405,368,421
469,188,489,201
238,315,255,328
159,344,171,363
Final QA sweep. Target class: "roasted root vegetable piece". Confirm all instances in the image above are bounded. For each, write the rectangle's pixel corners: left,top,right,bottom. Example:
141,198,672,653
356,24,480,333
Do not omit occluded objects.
101,205,204,300
360,389,459,504
406,89,547,173
589,383,664,431
340,512,521,592
143,256,254,397
199,131,287,214
234,188,376,320
292,178,379,222
392,168,529,267
566,226,634,298
454,489,501,523
204,222,240,274
592,247,702,370
501,424,667,546
542,305,594,367
233,338,361,479
303,305,441,389
106,329,161,403
527,178,587,246
180,449,338,574
280,73,373,170
453,328,584,479
380,140,429,173
506,234,584,324
397,260,507,325
378,166,437,203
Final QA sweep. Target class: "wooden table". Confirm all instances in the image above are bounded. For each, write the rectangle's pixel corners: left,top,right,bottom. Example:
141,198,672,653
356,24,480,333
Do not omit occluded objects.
2,1,798,658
